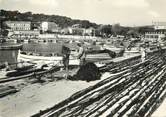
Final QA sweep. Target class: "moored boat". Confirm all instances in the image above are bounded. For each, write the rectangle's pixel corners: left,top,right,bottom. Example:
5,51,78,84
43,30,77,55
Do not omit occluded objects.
124,47,140,56
14,64,34,71
18,50,80,66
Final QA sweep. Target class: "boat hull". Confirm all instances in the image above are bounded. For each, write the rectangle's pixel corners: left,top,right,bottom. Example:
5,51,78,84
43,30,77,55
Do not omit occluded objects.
18,52,80,66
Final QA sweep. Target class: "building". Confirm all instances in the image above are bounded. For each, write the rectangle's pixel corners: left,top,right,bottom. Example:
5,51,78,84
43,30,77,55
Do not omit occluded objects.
84,27,95,36
145,22,166,43
72,28,85,35
4,21,31,31
72,24,82,28
8,30,40,38
61,28,70,34
38,34,57,39
41,22,59,32
153,22,166,30
67,24,85,35
31,22,41,30
145,31,165,42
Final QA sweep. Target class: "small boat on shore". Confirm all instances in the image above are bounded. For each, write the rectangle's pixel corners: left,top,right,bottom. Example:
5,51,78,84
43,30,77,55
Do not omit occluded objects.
124,47,140,56
14,64,34,71
86,49,115,62
18,50,80,66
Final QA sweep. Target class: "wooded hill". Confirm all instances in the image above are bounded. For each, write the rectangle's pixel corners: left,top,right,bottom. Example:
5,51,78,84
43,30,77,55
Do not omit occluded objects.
0,9,98,28
0,9,154,37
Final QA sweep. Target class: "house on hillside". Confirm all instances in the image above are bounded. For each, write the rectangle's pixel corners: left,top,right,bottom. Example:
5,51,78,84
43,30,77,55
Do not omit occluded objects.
4,21,31,31
3,21,40,38
84,27,95,36
41,21,60,33
67,24,85,35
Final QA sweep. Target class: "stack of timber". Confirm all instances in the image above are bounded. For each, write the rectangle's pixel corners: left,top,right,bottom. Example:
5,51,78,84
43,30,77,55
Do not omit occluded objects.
0,65,61,83
0,85,18,98
32,49,166,117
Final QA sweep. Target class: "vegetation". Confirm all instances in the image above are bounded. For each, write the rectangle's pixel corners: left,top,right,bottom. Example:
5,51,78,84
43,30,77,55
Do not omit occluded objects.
0,10,98,29
0,9,154,37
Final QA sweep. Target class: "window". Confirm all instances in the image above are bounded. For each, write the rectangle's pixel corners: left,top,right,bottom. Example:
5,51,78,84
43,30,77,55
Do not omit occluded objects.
145,35,149,38
150,35,153,38
155,35,158,38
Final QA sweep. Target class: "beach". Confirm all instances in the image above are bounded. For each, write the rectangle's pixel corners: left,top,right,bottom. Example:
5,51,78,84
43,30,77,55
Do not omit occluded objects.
0,72,111,117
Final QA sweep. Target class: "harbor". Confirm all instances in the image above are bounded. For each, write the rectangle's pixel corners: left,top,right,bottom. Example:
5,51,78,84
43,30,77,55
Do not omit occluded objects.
1,47,166,117
1,1,166,116
0,47,140,117
1,31,166,117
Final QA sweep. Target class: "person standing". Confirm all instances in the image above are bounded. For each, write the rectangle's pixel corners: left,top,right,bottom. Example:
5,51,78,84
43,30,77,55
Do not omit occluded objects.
62,45,70,79
140,45,146,62
5,61,10,71
77,43,86,66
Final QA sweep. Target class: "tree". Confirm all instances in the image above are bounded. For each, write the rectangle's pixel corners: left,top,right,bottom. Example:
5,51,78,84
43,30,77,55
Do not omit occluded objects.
137,26,154,34
1,29,9,37
127,28,139,38
97,25,112,37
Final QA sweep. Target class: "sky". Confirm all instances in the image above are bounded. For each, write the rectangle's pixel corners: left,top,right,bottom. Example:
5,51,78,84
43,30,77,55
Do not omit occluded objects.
0,0,166,26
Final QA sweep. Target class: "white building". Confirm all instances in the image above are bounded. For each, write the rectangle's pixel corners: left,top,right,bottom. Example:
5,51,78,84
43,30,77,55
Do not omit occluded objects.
41,22,58,32
8,30,40,38
153,22,166,30
145,22,166,43
4,21,31,31
145,32,165,42
39,34,57,39
84,27,95,36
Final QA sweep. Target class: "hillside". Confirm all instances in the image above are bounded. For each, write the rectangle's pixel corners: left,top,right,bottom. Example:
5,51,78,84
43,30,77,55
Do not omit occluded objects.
0,9,99,28
0,9,154,37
